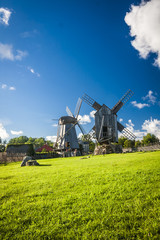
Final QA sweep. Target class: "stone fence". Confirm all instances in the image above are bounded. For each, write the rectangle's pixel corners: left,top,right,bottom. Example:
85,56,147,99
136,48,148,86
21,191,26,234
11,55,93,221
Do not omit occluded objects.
123,143,160,153
0,152,26,164
0,152,60,164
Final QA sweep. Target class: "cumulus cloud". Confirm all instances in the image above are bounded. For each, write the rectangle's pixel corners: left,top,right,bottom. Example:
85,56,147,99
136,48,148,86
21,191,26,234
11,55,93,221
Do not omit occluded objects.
125,119,147,140
142,118,160,139
0,123,9,139
78,114,91,124
90,110,96,118
9,86,16,91
28,67,40,77
142,90,156,104
124,118,160,140
0,43,27,61
46,136,57,142
131,101,150,109
119,118,123,122
0,8,11,25
125,0,160,68
11,130,23,135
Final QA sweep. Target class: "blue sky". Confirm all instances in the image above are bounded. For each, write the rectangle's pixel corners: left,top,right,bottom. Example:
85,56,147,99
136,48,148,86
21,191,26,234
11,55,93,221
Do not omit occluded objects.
0,0,160,142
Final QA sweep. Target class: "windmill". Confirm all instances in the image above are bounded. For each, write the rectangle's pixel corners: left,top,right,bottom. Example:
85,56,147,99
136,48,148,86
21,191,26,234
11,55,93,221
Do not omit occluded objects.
56,98,85,151
82,89,136,145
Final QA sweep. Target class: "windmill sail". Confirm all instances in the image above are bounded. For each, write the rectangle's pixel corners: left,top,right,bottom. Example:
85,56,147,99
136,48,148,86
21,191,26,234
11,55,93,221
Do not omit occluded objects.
77,122,85,135
117,121,136,140
74,98,82,118
66,106,74,117
112,89,134,114
82,93,102,111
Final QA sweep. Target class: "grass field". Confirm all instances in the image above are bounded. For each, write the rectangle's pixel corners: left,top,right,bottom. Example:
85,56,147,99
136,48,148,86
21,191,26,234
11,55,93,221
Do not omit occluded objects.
0,151,160,240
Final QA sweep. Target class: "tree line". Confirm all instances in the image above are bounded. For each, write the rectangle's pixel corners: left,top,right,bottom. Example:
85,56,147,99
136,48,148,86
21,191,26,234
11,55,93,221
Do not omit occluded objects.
0,133,159,153
118,133,159,149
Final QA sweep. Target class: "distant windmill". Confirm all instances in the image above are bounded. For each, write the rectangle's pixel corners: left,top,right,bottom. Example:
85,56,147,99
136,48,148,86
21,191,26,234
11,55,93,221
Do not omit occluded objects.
56,98,85,150
82,90,136,144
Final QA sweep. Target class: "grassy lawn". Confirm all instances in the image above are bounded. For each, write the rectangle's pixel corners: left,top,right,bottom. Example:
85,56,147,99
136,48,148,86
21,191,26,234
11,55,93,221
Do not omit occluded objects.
0,151,160,239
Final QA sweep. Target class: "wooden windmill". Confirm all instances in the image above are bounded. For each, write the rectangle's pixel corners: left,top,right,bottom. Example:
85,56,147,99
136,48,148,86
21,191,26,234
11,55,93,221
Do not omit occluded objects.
56,98,85,150
82,89,136,144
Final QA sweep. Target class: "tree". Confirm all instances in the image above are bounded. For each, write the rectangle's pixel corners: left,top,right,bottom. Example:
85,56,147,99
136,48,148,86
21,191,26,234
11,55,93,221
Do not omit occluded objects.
135,140,141,148
123,139,135,148
118,137,128,147
142,133,159,146
34,138,46,149
79,134,95,153
8,136,29,144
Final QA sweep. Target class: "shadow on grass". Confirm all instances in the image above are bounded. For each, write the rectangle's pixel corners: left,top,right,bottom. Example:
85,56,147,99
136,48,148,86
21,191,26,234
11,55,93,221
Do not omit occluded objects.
38,164,52,167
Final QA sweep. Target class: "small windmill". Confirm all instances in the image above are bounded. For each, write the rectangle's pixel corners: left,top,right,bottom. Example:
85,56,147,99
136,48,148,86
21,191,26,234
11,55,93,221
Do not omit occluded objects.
56,98,85,150
82,89,136,144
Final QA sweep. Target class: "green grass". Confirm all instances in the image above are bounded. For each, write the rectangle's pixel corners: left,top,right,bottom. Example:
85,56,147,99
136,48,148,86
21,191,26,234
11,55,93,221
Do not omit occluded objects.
0,151,160,240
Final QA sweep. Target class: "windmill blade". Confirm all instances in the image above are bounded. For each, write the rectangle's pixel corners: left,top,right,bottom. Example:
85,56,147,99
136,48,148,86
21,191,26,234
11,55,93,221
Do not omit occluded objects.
82,93,102,111
66,106,74,117
112,89,134,114
117,121,136,140
74,98,82,118
77,122,85,135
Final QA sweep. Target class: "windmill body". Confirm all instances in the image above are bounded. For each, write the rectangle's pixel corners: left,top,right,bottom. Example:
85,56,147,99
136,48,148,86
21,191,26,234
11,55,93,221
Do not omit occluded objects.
57,116,79,150
82,90,136,145
95,104,118,143
56,98,85,151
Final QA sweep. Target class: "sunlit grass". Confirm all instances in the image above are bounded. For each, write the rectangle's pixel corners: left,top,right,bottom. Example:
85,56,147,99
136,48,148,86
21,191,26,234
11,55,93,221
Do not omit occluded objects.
0,151,160,239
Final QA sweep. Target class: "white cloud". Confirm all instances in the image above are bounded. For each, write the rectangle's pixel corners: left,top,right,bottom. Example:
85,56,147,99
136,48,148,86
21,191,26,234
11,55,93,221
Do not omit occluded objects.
78,114,91,124
125,119,146,140
125,0,160,68
142,90,156,104
0,123,9,139
131,101,150,109
2,84,7,89
1,83,16,91
142,118,160,139
46,136,57,142
90,110,96,118
119,118,123,122
124,118,160,140
0,43,27,61
0,8,11,25
78,133,83,139
11,130,23,135
9,86,16,91
52,123,58,127
28,67,40,77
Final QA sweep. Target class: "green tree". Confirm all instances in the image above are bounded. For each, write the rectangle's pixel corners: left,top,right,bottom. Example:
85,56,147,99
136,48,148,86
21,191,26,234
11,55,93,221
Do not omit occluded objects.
142,133,159,146
123,139,135,148
34,138,46,149
118,137,128,147
80,134,95,153
135,140,141,148
8,136,28,144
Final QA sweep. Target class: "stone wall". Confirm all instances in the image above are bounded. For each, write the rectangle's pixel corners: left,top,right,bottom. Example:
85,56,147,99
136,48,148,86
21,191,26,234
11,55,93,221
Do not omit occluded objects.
0,152,26,164
123,143,160,153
